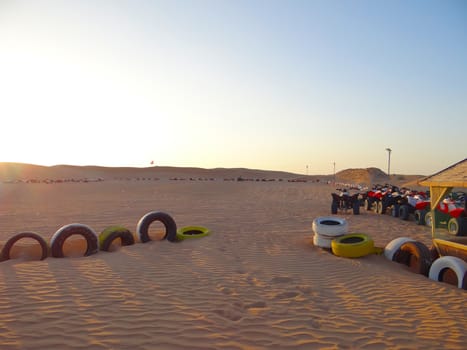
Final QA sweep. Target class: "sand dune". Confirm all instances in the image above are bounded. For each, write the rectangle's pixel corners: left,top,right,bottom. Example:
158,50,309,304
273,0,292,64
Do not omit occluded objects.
0,163,310,183
334,167,425,189
0,166,464,349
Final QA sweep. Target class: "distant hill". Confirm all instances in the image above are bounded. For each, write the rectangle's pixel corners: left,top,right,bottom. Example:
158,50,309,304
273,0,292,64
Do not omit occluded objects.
0,163,426,187
0,163,305,182
336,167,387,185
335,167,425,188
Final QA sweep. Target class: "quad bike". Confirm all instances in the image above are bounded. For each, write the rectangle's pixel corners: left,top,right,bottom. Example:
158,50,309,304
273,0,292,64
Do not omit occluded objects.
363,185,385,211
423,195,467,236
397,191,466,236
396,191,430,222
331,189,361,215
365,185,399,215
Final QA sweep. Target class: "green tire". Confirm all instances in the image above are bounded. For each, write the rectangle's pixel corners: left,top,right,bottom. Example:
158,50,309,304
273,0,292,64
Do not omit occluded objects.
176,226,210,241
99,226,135,251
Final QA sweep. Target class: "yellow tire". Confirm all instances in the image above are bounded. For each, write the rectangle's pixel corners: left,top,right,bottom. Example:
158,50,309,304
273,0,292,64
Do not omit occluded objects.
331,234,375,258
176,226,210,241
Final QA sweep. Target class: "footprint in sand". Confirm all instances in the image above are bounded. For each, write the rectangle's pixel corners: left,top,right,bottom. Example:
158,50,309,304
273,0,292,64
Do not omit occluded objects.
213,308,243,322
218,286,234,295
271,276,293,284
216,282,237,296
310,319,322,329
274,291,300,300
245,301,267,309
245,301,268,315
296,285,313,294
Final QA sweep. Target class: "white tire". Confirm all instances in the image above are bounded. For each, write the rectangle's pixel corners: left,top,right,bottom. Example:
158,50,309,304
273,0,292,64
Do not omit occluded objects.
312,217,348,238
384,237,415,261
313,232,345,249
429,256,467,289
313,233,332,249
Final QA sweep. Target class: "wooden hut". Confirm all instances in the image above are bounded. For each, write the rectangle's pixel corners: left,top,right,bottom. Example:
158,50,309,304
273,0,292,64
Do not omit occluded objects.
418,158,467,260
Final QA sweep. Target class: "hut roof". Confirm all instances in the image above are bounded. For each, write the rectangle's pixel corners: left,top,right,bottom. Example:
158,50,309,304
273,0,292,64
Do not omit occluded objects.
418,158,467,188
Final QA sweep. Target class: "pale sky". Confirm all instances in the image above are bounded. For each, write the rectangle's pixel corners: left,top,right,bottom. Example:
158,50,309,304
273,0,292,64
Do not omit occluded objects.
1,0,466,175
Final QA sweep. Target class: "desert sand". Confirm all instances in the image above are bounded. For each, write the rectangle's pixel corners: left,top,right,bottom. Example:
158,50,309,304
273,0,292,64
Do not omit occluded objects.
0,166,465,350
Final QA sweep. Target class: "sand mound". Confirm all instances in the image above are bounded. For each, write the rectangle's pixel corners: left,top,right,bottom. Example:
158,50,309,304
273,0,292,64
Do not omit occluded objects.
335,167,381,185
335,167,425,188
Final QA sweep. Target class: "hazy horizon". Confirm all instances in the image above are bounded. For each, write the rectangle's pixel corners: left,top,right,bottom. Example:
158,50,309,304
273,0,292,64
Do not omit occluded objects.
0,159,438,177
1,0,466,175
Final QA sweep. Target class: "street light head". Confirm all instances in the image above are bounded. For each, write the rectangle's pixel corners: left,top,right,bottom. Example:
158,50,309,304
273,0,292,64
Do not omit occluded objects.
386,148,392,152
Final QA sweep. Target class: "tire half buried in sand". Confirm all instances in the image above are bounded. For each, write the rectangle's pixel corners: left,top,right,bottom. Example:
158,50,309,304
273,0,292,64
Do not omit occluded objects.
392,241,433,276
1,232,49,261
384,237,415,261
176,226,210,241
137,211,177,243
331,234,376,258
50,223,99,258
428,256,467,289
99,226,135,251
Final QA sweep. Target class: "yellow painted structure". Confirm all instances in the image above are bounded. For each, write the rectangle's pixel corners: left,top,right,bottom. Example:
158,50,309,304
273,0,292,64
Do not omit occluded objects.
418,158,467,261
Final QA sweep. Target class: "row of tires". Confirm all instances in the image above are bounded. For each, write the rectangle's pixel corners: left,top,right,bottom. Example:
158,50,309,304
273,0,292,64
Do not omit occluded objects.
0,211,210,262
384,237,467,290
312,217,381,258
311,216,467,290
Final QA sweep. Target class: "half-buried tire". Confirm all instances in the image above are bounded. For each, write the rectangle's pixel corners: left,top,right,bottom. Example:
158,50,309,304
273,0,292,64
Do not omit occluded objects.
137,211,177,243
99,226,135,251
392,241,432,276
428,256,467,289
50,224,99,258
1,232,49,261
331,234,375,258
176,226,210,241
384,237,415,261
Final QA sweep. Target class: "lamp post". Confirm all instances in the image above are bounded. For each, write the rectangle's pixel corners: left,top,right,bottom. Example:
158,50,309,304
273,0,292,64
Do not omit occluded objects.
385,148,392,177
333,162,336,182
